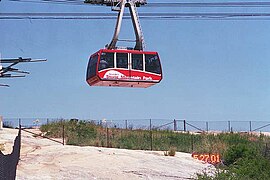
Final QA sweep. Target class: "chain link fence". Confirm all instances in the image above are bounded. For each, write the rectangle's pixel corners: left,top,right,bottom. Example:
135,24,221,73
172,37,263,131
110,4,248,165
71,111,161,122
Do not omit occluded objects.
3,118,270,133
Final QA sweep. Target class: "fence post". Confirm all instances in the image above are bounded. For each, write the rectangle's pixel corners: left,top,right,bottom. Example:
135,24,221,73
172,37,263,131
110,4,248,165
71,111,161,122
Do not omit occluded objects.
125,120,128,129
150,119,153,151
62,124,65,145
0,116,2,130
184,120,186,132
150,130,153,151
228,121,231,132
191,135,194,152
19,118,21,128
265,143,268,157
173,119,177,131
47,118,49,125
249,121,252,132
19,124,22,148
206,121,209,132
107,127,109,148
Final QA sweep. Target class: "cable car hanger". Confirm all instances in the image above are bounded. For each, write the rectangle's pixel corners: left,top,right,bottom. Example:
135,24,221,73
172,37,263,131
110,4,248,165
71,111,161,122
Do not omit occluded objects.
106,0,145,51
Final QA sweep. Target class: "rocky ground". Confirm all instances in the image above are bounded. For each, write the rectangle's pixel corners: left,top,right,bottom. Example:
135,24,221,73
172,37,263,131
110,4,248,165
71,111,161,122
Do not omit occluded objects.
0,128,214,180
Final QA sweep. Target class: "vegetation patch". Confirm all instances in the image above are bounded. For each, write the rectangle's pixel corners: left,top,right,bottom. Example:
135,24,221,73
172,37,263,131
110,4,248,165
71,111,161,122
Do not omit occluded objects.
164,147,176,156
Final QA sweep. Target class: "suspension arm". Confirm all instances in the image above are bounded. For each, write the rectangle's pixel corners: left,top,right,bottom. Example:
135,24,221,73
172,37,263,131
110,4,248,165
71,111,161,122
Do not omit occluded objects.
107,0,145,50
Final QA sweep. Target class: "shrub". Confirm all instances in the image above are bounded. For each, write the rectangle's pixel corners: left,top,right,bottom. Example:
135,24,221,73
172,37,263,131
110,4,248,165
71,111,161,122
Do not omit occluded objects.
196,169,233,180
164,147,176,156
231,156,270,179
197,139,270,180
223,144,257,166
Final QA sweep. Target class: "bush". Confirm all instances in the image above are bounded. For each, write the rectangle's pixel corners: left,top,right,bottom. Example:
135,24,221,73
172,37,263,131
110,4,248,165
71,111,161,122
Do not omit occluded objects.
223,144,257,166
196,169,233,180
231,156,270,179
197,140,270,180
164,147,176,156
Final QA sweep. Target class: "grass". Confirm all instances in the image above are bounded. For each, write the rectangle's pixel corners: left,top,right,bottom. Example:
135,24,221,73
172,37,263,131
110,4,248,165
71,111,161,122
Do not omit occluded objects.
40,119,270,154
40,119,270,179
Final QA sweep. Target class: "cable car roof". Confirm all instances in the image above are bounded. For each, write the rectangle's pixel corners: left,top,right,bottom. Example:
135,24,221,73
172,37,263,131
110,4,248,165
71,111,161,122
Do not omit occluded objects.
91,49,158,54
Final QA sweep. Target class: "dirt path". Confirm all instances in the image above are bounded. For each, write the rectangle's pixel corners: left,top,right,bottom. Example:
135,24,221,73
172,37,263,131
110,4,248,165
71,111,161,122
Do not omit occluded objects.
0,128,214,180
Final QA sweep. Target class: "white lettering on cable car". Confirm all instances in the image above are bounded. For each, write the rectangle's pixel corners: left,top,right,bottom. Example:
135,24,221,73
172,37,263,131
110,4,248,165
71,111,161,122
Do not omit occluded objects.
104,70,124,79
143,76,152,80
131,76,141,80
103,70,153,81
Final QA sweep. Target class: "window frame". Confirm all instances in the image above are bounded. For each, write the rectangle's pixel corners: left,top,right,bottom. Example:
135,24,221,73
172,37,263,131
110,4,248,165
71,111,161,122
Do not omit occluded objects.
116,53,129,69
131,53,144,71
144,53,161,74
87,54,98,79
98,52,115,71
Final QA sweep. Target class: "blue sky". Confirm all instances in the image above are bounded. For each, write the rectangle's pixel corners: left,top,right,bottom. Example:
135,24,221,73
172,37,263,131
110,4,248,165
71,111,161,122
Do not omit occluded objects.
0,0,270,121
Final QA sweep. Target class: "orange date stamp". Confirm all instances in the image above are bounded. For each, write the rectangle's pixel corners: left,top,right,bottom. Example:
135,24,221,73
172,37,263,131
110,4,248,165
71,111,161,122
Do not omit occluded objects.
192,153,221,164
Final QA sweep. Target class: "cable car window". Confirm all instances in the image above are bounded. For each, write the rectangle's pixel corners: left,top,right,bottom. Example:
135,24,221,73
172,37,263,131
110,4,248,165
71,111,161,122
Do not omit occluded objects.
116,53,128,69
132,54,143,71
98,52,114,71
87,55,98,79
145,54,161,74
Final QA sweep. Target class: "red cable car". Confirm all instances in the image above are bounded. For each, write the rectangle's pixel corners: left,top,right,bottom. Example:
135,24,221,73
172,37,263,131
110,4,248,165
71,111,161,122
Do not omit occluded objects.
86,49,162,88
86,0,162,88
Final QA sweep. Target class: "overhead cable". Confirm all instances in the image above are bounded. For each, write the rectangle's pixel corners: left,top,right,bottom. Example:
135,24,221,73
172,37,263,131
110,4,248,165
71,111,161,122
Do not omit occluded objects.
2,12,270,20
6,0,270,8
146,2,270,8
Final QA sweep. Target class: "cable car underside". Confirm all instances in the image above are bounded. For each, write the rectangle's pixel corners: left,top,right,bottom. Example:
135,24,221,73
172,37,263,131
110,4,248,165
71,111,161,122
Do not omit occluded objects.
86,0,162,88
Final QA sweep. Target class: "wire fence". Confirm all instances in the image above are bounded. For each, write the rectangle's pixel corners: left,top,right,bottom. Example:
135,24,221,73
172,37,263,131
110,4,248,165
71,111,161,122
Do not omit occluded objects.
3,118,270,133
0,127,21,180
3,118,270,153
27,119,270,156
